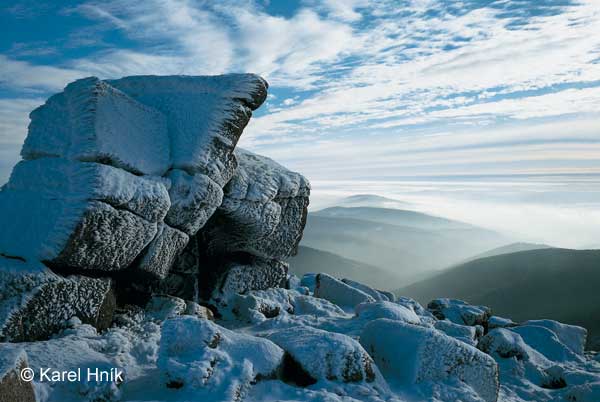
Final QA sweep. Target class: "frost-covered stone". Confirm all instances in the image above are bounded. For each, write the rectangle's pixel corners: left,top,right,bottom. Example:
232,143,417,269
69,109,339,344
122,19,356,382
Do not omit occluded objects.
199,149,310,260
342,278,388,302
0,258,115,342
158,316,283,398
0,348,36,402
164,169,223,235
479,327,546,360
434,320,479,346
205,256,288,301
510,325,583,364
361,318,499,402
396,296,431,317
355,301,421,325
184,301,214,321
23,76,169,176
145,295,187,321
230,288,345,323
488,315,516,330
0,158,168,271
108,74,268,183
377,289,396,302
314,273,375,308
428,298,491,328
522,320,587,355
300,273,317,293
266,325,379,384
136,223,189,280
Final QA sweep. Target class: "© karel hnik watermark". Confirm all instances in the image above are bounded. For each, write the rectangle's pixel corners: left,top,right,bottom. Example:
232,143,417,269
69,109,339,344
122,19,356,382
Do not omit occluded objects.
20,367,124,383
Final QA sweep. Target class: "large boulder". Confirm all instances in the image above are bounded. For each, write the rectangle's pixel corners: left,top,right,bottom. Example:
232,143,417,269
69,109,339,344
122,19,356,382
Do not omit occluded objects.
0,348,36,402
158,316,283,399
361,318,499,402
0,258,115,342
355,301,421,325
265,325,380,385
428,298,491,328
0,158,168,271
200,255,288,302
521,319,587,355
198,149,310,260
314,273,375,308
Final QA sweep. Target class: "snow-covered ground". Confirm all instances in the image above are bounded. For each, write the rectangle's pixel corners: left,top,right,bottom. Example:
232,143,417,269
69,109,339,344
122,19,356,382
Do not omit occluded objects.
2,272,599,402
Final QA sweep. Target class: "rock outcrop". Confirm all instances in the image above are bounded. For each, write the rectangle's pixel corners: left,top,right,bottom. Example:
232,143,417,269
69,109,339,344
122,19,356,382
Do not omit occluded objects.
0,73,310,341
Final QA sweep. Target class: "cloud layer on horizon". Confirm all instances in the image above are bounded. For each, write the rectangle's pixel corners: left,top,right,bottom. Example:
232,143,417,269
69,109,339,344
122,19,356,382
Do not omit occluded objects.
1,0,600,246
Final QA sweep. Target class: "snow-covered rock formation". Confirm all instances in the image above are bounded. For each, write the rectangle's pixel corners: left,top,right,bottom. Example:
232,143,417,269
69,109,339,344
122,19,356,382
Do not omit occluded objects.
1,74,599,402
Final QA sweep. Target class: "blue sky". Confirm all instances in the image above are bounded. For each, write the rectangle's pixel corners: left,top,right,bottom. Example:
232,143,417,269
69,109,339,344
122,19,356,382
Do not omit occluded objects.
1,0,600,246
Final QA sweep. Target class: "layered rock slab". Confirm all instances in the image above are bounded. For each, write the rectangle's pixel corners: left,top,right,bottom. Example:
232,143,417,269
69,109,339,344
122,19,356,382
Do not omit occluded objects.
0,158,168,271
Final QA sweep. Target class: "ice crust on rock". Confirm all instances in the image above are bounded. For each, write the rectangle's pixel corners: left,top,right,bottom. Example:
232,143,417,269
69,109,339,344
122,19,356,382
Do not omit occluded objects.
199,148,310,260
23,77,170,176
136,223,189,280
0,158,168,266
107,74,268,182
0,258,115,342
361,318,500,402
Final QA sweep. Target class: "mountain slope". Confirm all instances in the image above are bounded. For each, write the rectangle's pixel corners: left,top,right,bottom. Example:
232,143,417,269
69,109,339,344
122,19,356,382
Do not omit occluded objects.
287,246,403,290
300,208,507,283
464,242,553,262
396,248,600,348
331,194,412,209
313,206,476,230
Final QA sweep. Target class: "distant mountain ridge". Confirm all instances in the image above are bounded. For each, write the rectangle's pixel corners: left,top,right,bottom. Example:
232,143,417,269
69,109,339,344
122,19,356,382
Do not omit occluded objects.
396,248,600,349
300,206,508,285
287,246,402,290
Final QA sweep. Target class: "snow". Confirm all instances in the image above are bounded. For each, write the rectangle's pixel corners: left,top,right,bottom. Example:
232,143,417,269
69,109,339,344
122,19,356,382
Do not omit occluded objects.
360,318,499,402
107,75,268,183
23,77,170,176
522,319,587,355
201,148,310,260
158,316,283,400
434,319,480,346
428,298,491,327
0,158,168,262
510,325,584,364
0,272,598,402
355,301,421,325
314,273,376,309
341,278,389,302
488,315,516,330
264,325,391,400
